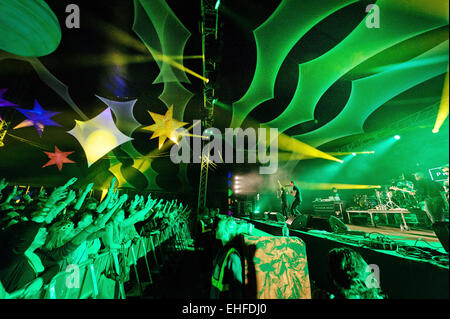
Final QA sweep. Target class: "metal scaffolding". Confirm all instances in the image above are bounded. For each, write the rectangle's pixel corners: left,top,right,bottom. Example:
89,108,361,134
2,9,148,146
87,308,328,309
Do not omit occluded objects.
337,103,441,152
197,0,220,211
0,120,8,147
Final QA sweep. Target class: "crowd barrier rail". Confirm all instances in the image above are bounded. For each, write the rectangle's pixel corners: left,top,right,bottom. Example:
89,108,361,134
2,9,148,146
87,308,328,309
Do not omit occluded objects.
1,221,192,299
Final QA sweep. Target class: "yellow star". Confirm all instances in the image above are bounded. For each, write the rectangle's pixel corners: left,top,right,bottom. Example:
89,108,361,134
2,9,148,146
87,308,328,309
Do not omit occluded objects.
143,106,188,149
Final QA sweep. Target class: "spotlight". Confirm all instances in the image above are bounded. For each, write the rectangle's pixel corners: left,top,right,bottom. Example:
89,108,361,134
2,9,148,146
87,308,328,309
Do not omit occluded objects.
214,0,221,10
394,135,401,140
432,129,439,134
352,152,356,156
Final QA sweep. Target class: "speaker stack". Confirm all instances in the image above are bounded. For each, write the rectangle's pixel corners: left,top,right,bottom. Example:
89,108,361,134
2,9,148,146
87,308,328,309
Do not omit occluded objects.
433,222,449,252
264,211,285,222
287,214,337,232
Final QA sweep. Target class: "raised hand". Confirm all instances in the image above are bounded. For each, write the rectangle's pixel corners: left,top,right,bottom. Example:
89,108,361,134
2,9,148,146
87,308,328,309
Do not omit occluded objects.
84,182,94,194
2,185,17,204
38,188,46,198
0,178,8,192
63,177,78,189
130,194,141,211
10,186,18,197
119,193,128,205
64,190,77,205
47,187,68,204
109,177,117,191
22,193,32,203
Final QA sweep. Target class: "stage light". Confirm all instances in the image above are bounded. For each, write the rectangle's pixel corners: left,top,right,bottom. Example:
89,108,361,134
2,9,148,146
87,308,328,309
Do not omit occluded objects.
212,99,218,105
394,135,401,140
433,69,448,134
352,152,356,156
277,133,343,163
215,0,221,10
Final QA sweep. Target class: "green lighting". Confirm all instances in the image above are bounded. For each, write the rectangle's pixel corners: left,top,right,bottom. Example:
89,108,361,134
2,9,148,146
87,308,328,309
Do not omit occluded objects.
0,0,61,57
294,41,448,147
394,135,401,140
215,0,221,10
264,0,448,134
230,0,358,128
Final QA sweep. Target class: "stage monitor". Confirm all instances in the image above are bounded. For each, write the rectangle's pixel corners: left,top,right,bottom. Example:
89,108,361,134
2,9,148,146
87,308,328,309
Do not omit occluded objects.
433,222,449,253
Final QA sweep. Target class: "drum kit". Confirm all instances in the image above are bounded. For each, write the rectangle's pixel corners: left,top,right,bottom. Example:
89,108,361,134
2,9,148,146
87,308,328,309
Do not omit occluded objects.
354,175,419,210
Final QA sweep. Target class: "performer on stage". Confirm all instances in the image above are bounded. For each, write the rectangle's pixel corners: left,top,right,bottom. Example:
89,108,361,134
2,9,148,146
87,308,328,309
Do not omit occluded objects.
443,166,449,193
331,187,341,201
280,186,288,219
290,181,302,217
396,173,414,191
413,172,445,224
441,166,449,211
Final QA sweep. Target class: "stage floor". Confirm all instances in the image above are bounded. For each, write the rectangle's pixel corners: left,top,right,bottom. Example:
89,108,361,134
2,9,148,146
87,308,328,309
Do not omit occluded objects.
243,217,446,252
347,224,440,241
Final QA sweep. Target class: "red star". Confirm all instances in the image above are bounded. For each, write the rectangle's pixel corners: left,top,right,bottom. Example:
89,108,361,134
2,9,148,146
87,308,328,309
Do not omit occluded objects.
42,146,75,171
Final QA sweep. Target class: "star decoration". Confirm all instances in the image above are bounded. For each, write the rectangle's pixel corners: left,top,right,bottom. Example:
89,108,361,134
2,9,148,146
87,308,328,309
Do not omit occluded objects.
14,100,61,136
67,107,133,167
0,89,17,107
95,95,141,136
42,146,75,171
142,105,188,149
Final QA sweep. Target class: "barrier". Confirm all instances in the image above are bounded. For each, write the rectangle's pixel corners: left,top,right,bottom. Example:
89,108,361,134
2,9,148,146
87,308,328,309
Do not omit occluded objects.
1,221,192,299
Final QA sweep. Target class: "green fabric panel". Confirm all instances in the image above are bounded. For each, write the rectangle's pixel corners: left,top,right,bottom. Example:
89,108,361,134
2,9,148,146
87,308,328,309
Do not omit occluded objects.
266,0,449,133
0,0,61,57
230,0,359,128
295,40,449,147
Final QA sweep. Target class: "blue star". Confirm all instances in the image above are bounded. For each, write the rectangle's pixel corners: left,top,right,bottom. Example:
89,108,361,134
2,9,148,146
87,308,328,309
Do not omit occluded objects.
14,100,61,136
0,88,17,107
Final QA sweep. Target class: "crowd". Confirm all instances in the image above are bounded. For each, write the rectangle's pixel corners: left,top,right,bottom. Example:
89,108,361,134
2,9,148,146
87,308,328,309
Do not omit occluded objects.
0,177,191,298
0,175,384,300
198,211,384,300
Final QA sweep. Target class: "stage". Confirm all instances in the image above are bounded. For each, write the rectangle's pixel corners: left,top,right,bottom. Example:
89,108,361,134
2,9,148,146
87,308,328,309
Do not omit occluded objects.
240,216,449,299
